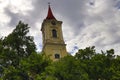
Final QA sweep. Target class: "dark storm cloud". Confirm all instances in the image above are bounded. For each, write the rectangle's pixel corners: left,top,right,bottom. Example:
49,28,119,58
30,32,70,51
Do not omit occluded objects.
31,0,88,35
52,0,88,35
2,0,120,54
4,7,21,27
24,0,46,26
4,0,88,33
115,0,120,9
17,0,89,38
4,0,47,28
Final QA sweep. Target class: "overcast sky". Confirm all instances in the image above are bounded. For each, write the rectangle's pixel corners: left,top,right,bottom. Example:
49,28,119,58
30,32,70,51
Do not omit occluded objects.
0,0,120,55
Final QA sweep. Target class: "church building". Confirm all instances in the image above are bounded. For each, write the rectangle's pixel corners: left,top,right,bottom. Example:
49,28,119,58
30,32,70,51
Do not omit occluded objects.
41,4,68,61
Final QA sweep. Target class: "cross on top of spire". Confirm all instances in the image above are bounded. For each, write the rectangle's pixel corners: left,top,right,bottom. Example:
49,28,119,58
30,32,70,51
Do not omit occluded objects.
46,3,56,20
48,2,50,5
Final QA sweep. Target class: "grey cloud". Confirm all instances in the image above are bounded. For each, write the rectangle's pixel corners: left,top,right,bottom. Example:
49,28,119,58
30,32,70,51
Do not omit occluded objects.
1,0,120,54
114,0,120,9
4,0,45,28
4,7,21,27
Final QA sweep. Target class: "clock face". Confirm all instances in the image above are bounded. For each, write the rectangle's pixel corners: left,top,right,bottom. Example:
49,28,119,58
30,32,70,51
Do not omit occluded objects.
51,21,56,25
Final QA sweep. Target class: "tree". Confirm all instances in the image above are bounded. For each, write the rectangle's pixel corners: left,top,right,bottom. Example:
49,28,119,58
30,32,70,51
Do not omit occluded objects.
3,21,36,58
45,56,89,80
20,52,51,79
2,65,29,80
75,46,120,80
75,46,96,60
0,21,120,79
2,21,36,67
0,21,36,78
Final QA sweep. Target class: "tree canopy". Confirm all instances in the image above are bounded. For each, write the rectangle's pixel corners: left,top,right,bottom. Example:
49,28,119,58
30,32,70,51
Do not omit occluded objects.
0,21,120,80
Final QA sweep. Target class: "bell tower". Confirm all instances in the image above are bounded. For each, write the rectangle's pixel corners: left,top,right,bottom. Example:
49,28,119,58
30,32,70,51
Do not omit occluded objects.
41,4,68,61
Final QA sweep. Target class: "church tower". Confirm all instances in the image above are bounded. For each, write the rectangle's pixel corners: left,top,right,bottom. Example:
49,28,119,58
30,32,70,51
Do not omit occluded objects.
41,4,68,61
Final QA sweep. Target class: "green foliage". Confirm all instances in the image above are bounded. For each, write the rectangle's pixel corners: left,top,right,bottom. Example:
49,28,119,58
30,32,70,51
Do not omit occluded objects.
75,47,120,80
2,66,29,80
75,46,96,60
3,21,36,57
0,21,120,80
44,56,89,80
0,21,36,78
20,52,51,79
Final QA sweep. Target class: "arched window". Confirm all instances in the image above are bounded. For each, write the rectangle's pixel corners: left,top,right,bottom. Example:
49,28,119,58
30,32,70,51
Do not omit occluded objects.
55,54,60,59
52,29,57,38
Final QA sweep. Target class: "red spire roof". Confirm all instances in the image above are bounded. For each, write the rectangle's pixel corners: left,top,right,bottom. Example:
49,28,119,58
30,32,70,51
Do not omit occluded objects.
46,4,56,20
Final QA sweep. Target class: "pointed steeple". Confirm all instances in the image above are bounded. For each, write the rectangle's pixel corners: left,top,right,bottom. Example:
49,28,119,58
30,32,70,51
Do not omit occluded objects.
46,3,56,20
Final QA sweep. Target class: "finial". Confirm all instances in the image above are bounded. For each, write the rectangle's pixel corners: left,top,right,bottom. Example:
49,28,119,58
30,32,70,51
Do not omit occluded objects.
48,2,51,6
